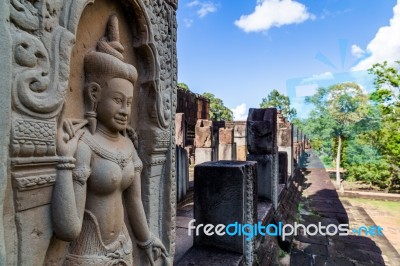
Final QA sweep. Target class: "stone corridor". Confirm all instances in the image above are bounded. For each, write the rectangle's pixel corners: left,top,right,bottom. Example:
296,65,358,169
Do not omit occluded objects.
291,150,400,266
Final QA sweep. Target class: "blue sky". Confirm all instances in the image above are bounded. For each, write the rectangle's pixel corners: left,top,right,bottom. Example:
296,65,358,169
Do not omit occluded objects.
177,0,400,119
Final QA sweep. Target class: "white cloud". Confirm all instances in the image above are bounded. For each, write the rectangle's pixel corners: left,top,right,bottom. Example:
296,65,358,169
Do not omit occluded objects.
234,0,315,33
187,0,200,7
184,18,194,28
352,1,400,71
198,3,217,17
187,1,218,18
351,45,365,58
231,103,248,121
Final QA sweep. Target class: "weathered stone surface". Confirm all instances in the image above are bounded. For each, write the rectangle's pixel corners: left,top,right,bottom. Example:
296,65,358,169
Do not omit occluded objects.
195,119,213,148
176,147,189,202
247,154,278,207
292,124,299,143
195,147,213,165
233,123,246,138
236,145,247,161
279,146,293,184
175,113,186,147
225,121,247,161
219,127,234,144
277,121,292,147
279,151,288,184
247,108,277,155
2,0,177,264
218,143,236,161
194,161,257,264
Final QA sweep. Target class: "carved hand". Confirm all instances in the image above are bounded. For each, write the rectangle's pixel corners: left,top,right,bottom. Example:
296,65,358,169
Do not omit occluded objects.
57,119,87,157
144,236,170,266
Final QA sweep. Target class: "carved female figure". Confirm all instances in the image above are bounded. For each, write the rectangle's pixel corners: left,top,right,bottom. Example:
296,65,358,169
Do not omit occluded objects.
52,15,168,265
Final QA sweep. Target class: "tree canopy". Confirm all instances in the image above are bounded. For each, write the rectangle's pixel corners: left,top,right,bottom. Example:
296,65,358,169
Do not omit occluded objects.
299,63,400,191
177,82,190,91
260,89,297,120
202,92,233,121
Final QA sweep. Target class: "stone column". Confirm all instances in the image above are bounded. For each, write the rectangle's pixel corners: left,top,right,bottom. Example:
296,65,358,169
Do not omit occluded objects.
176,113,189,202
212,121,225,161
195,119,214,164
234,123,247,161
194,161,257,265
277,112,293,185
218,127,236,160
246,108,279,209
292,124,299,163
278,152,288,185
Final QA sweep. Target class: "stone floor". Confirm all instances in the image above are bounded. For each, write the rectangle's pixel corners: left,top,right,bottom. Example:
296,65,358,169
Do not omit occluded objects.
175,151,400,265
290,150,400,266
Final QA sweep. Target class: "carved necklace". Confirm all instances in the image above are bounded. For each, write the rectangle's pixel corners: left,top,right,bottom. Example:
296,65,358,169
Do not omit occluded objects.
97,127,119,140
81,133,132,169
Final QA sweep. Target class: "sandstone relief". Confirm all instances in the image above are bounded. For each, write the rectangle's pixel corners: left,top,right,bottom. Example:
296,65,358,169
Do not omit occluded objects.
1,0,177,265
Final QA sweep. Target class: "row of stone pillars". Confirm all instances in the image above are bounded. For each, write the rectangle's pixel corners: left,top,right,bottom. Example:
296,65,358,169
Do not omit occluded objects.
175,108,309,203
176,108,309,265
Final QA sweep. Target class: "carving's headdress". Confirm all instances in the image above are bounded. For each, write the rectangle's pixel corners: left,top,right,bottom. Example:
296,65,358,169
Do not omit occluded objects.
84,15,137,133
84,14,138,85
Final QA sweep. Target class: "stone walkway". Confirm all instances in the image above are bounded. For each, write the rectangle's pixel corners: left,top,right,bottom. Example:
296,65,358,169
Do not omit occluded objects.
291,150,400,266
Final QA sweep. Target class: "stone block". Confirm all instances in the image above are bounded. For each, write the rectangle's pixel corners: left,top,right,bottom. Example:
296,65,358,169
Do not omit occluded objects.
218,143,236,160
195,119,213,148
247,154,278,208
234,124,246,138
277,123,292,147
292,124,298,143
176,147,189,202
236,145,247,161
219,128,234,144
194,161,257,258
247,108,277,155
195,147,213,165
279,152,288,184
278,146,293,184
175,113,186,147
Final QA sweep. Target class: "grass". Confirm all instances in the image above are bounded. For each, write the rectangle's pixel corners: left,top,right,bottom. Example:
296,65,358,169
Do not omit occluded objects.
342,197,400,231
345,197,400,213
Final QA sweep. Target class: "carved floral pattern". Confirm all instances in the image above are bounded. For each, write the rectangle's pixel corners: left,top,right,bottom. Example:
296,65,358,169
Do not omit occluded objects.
143,0,177,129
12,119,56,157
14,174,56,190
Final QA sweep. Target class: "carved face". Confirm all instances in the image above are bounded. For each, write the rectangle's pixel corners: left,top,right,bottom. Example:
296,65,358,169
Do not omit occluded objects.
96,78,133,133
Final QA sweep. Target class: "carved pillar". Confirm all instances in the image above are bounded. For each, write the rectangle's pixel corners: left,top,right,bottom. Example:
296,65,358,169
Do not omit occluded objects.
0,0,12,263
246,108,279,209
1,0,177,264
194,119,214,164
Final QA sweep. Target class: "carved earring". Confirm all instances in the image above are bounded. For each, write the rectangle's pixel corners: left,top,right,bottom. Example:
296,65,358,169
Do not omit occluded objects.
84,82,101,134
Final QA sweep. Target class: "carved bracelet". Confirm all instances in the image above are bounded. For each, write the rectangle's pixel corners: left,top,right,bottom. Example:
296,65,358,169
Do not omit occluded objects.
136,234,154,249
57,157,76,170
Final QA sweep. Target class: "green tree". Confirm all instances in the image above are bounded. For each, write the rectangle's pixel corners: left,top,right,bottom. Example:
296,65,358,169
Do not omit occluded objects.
302,83,369,187
202,92,233,121
327,83,369,187
361,61,400,191
177,82,190,91
260,89,297,120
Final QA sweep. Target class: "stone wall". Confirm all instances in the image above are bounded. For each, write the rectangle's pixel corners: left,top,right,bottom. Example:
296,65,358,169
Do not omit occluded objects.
1,0,177,264
176,88,210,146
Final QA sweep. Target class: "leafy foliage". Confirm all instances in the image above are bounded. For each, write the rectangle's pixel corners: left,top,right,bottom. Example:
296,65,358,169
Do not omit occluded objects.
177,82,190,91
300,83,370,186
260,89,297,120
202,92,233,121
301,62,400,191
